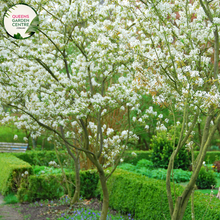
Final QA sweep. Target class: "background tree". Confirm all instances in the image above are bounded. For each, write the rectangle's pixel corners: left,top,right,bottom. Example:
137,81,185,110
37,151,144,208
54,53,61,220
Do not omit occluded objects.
0,1,141,219
122,0,220,219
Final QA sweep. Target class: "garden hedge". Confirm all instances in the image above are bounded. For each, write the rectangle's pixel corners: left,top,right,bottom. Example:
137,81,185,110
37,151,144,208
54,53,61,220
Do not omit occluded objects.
0,153,33,195
11,150,69,166
194,151,220,164
17,169,99,202
97,169,220,220
123,150,152,165
123,150,220,165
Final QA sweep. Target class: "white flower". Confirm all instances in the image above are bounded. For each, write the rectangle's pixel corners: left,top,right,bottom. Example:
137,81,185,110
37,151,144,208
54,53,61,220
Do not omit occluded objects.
145,125,149,129
23,137,28,142
213,17,220,24
203,161,205,165
131,152,137,157
176,121,180,125
120,106,125,111
138,118,142,122
165,118,169,123
132,117,136,122
158,114,163,119
21,174,24,177
120,158,124,162
107,128,114,136
24,171,28,175
14,135,18,140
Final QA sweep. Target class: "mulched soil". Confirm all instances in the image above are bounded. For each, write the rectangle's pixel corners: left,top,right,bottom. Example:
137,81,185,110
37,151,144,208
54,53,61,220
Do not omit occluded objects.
19,198,118,220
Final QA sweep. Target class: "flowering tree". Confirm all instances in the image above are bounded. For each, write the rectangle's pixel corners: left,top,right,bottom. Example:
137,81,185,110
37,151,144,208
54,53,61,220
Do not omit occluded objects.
122,0,220,219
0,1,140,219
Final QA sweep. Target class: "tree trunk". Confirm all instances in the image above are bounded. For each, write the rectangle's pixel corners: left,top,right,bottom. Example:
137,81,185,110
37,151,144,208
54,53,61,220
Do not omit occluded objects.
71,155,80,204
170,113,220,220
191,146,195,220
198,123,202,146
98,169,109,220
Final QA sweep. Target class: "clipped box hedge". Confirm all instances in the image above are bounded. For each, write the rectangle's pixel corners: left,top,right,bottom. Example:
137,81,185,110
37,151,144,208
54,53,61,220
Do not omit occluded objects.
11,150,69,166
17,169,99,202
194,151,220,164
0,153,33,195
97,169,220,220
123,150,220,165
123,150,152,165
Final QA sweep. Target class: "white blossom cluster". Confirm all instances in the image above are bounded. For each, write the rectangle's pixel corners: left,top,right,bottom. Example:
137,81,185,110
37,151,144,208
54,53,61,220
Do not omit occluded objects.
124,0,220,114
48,161,59,167
0,0,220,167
0,0,142,167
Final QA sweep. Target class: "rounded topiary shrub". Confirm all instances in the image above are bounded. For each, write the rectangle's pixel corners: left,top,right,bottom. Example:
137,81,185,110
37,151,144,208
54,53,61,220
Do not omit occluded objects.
196,166,217,189
150,131,191,170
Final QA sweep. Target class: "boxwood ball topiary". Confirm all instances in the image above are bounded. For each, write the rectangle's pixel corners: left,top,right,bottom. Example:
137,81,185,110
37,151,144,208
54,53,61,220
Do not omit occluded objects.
150,131,191,170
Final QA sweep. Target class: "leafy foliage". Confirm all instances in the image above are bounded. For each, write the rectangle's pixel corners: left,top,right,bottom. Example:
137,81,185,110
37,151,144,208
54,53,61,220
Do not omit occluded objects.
136,159,154,170
33,165,71,176
0,153,33,195
17,170,99,202
97,169,220,220
151,131,191,170
11,150,69,166
118,160,191,183
196,166,217,189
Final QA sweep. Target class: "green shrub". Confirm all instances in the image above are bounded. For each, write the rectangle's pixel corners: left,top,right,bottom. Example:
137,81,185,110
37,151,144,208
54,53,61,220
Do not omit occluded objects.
3,193,19,204
136,159,154,170
17,169,99,202
0,153,33,195
97,169,220,219
117,163,136,172
196,166,217,189
122,151,220,167
194,151,220,164
119,161,191,183
33,165,72,176
123,150,152,165
151,131,190,170
135,167,152,178
11,150,69,166
17,174,65,202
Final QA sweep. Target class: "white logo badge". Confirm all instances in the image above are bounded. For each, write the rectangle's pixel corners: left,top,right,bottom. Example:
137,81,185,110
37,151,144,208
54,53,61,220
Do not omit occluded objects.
3,3,39,39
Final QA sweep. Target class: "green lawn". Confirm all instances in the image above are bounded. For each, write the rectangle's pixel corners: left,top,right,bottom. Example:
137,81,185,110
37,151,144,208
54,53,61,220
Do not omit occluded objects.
0,124,54,150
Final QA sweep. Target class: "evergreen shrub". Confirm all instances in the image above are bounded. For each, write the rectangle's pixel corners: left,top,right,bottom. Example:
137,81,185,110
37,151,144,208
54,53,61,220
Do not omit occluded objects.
196,166,217,189
136,159,154,170
97,169,220,219
11,150,69,166
123,150,152,165
151,131,190,170
17,169,99,202
0,153,33,195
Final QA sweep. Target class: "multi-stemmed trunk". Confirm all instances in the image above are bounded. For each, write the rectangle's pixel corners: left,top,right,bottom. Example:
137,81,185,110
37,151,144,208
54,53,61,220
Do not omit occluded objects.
166,112,220,220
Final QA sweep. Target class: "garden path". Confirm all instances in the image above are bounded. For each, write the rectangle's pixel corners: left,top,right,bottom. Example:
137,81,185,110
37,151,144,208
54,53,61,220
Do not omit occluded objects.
0,194,23,220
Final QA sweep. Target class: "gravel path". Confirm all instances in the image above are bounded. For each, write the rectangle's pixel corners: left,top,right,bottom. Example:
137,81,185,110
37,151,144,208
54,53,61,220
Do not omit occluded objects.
0,194,23,220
